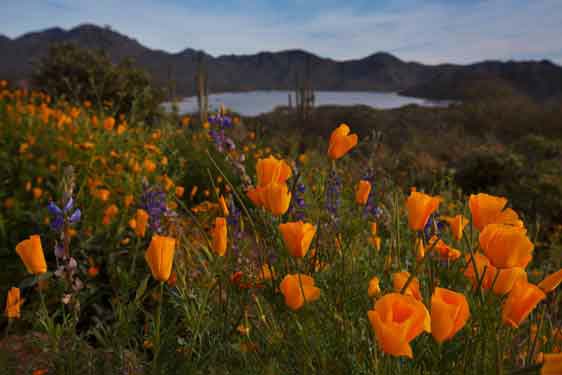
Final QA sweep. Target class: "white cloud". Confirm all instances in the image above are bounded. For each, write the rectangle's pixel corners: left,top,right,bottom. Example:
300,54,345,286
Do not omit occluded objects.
1,0,561,64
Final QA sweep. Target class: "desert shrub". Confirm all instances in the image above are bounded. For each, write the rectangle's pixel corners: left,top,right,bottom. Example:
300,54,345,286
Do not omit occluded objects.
454,142,562,225
32,43,164,122
454,147,524,193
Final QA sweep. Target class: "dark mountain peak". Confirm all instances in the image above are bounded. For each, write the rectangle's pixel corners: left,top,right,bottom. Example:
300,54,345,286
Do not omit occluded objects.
1,23,561,100
176,48,203,56
17,27,66,41
364,52,402,64
69,23,106,33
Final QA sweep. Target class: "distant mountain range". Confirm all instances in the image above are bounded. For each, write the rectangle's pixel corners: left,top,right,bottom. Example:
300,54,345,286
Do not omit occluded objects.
1,24,562,101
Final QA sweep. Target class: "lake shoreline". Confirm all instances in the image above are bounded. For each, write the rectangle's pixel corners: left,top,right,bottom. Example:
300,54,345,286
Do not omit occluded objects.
163,90,453,117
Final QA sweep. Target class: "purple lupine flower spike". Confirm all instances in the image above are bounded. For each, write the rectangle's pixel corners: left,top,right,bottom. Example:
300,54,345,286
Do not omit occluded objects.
48,201,63,216
63,197,74,213
69,209,81,224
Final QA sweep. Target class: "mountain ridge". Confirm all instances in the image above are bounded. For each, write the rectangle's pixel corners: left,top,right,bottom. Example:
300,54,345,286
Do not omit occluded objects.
1,24,561,100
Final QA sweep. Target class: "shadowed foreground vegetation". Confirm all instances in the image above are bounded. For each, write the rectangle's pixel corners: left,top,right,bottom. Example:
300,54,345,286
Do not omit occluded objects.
0,51,561,374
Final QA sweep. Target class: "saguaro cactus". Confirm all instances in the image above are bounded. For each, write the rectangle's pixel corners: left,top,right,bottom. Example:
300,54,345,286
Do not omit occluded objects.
292,55,315,126
196,52,209,125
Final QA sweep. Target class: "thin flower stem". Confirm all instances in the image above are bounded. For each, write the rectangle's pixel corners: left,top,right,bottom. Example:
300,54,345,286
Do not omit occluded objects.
400,233,440,294
152,282,164,375
526,303,546,365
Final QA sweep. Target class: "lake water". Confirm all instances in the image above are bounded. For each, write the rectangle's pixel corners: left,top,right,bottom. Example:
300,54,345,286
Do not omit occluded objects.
165,90,450,116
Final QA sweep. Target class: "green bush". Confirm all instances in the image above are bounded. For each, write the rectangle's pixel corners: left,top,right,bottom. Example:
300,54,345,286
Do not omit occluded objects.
32,43,164,122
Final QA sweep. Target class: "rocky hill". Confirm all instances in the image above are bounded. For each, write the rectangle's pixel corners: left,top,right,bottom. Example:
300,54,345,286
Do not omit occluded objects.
1,24,561,100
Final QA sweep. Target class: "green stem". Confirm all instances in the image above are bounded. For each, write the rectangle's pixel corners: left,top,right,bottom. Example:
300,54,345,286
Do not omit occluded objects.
130,235,141,276
526,303,546,366
152,282,164,374
400,233,440,294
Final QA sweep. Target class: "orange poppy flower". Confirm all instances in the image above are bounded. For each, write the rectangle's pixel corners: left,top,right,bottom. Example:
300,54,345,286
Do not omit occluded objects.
279,274,320,311
479,224,533,269
355,180,371,205
279,221,317,257
431,287,470,343
406,190,441,231
16,235,47,274
261,182,291,216
218,195,229,216
540,353,562,375
256,156,292,187
327,123,358,160
4,287,24,319
392,271,422,301
441,215,469,241
145,235,176,282
537,268,562,294
469,193,523,231
367,293,430,358
133,209,149,238
368,277,381,297
211,217,228,256
502,279,546,328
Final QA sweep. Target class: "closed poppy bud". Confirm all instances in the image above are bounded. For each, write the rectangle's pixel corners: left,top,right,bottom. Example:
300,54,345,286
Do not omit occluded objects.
256,156,292,187
261,183,291,216
162,175,174,191
175,186,185,198
103,116,115,130
143,159,156,173
541,353,562,375
133,209,149,238
16,235,47,274
124,194,134,208
406,190,441,231
428,236,462,261
211,217,228,256
145,235,176,282
372,236,381,251
32,187,43,199
116,124,127,135
88,266,99,278
279,221,317,257
355,180,371,205
190,186,198,199
502,279,546,328
279,274,320,311
327,123,358,160
442,215,469,241
181,116,190,127
393,271,422,300
367,293,430,358
479,224,533,269
4,287,23,319
492,267,527,295
97,189,110,201
368,277,381,298
537,269,562,294
104,204,119,218
370,222,378,236
218,195,229,216
431,287,470,343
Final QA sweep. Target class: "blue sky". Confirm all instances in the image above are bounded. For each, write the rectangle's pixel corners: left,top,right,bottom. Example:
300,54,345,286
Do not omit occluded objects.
2,0,562,64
